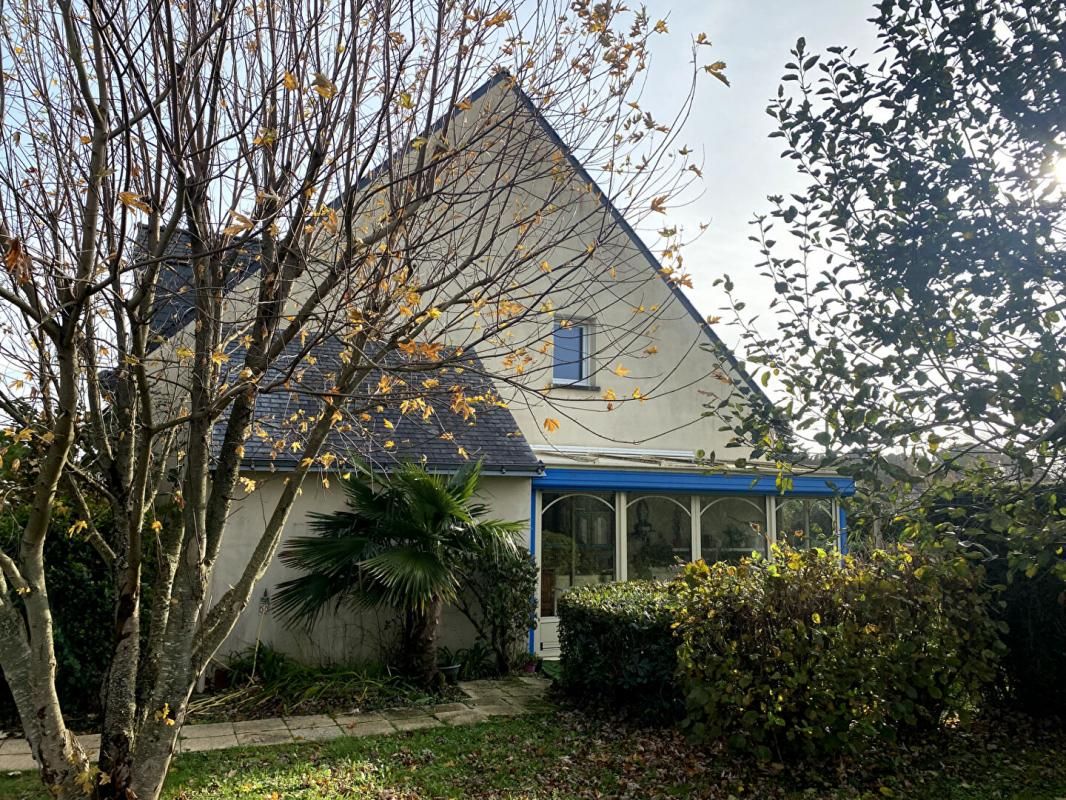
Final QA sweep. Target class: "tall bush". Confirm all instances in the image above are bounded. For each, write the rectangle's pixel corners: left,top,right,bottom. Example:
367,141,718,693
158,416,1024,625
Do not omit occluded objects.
557,581,680,719
896,469,1066,717
0,441,113,724
454,547,538,674
673,546,1003,759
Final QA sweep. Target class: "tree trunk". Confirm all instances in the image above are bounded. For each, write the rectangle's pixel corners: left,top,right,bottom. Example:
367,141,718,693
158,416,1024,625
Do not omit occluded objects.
411,597,444,687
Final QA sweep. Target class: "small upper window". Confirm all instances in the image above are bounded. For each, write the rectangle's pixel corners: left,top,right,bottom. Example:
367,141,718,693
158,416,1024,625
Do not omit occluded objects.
552,321,590,384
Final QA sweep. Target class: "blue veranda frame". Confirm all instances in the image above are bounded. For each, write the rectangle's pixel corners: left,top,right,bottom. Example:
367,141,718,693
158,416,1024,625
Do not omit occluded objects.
526,468,856,653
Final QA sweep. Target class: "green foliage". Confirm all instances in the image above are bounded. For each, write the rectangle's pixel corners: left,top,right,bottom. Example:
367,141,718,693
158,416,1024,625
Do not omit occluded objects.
673,546,1004,759
436,641,495,680
894,466,1066,717
0,441,113,723
454,546,537,674
556,581,681,719
191,644,449,720
274,459,524,682
719,0,1065,486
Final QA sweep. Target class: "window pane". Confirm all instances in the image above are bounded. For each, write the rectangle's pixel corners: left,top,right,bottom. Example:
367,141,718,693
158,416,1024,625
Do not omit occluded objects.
700,497,767,562
540,492,615,617
626,495,692,580
776,498,836,550
553,323,585,382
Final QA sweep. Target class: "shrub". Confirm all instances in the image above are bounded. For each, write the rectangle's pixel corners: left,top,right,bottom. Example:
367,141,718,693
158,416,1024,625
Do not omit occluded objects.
0,450,114,725
557,581,681,718
673,546,1003,759
454,547,538,674
894,469,1066,718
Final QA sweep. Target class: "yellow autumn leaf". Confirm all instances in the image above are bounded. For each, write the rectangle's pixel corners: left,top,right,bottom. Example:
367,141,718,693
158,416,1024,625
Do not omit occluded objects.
150,520,162,533
540,260,552,273
384,440,395,449
644,345,659,355
282,71,299,91
612,364,631,377
455,97,472,111
67,519,88,537
210,350,229,366
223,211,253,236
543,418,560,433
175,345,194,361
398,92,413,109
485,9,513,27
118,191,151,214
654,19,668,33
312,72,336,98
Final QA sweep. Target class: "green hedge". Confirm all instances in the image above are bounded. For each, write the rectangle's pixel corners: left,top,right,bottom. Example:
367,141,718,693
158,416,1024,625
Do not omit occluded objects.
557,581,681,718
673,546,1004,758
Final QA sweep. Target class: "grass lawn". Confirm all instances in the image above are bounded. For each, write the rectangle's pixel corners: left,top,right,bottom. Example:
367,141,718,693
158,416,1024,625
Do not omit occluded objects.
0,711,1064,799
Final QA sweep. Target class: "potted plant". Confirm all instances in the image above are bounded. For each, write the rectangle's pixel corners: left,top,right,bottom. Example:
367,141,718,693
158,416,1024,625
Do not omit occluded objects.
436,647,462,685
518,652,540,674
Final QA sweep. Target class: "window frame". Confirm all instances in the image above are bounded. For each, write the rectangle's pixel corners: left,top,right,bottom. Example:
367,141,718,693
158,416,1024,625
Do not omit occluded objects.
551,318,595,388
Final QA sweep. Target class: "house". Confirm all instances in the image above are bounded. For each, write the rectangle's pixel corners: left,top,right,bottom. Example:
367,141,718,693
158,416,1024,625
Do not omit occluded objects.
153,72,854,664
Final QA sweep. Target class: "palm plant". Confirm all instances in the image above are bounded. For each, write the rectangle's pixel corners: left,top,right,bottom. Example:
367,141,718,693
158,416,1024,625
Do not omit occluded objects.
273,459,524,684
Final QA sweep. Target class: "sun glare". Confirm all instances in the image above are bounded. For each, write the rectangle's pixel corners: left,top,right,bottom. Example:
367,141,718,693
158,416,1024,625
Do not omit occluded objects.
1054,155,1066,187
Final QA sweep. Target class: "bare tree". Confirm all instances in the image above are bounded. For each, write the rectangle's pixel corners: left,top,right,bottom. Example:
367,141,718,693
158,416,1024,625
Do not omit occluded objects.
0,0,727,797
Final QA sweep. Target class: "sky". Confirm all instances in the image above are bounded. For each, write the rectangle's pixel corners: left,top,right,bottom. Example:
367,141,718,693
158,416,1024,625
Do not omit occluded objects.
640,2,881,350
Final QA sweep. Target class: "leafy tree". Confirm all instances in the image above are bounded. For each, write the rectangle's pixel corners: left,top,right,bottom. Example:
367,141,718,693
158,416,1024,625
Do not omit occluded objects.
717,0,1065,716
722,0,1064,493
274,460,524,685
0,0,724,795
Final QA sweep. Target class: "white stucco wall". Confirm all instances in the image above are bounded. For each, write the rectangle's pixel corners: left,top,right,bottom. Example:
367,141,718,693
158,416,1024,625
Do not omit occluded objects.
210,473,532,669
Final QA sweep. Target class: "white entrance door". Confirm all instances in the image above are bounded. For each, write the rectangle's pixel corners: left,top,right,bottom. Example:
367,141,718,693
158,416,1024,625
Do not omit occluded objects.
535,490,617,657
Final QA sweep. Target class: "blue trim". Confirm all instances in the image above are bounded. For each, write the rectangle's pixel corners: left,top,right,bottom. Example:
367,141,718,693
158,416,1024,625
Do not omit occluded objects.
838,504,849,554
532,467,854,497
528,486,537,655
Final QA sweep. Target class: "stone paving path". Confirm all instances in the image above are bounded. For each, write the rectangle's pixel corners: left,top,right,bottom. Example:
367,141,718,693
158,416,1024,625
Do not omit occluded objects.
0,676,549,772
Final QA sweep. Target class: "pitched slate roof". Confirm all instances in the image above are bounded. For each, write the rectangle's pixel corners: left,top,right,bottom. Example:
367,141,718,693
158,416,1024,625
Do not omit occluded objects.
214,338,540,475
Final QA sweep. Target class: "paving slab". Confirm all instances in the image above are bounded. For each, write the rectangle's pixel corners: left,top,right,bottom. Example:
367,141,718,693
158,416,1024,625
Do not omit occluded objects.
0,753,35,771
389,715,440,732
333,711,386,726
235,729,294,746
234,718,290,734
429,702,471,714
282,714,337,729
378,707,433,720
343,720,397,737
179,722,236,740
184,734,239,752
0,738,31,755
288,725,343,742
